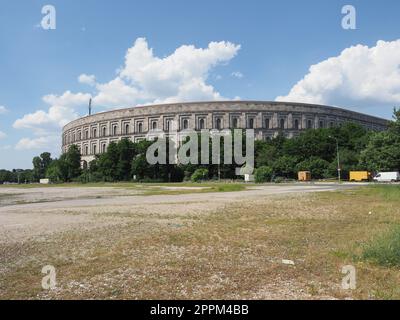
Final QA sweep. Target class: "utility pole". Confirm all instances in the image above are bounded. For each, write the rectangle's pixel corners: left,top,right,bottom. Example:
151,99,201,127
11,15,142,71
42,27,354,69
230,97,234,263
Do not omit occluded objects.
330,136,341,183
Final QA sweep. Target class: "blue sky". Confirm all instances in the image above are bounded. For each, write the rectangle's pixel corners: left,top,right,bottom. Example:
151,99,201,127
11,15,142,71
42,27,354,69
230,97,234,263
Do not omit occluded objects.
1,0,400,169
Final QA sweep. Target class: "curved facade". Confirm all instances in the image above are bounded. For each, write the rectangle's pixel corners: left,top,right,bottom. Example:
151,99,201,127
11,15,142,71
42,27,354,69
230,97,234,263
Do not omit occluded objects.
62,101,389,163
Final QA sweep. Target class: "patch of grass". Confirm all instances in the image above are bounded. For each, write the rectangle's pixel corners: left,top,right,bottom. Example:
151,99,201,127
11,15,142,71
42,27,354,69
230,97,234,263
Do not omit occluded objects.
0,182,249,194
361,225,400,267
359,185,400,202
141,183,246,196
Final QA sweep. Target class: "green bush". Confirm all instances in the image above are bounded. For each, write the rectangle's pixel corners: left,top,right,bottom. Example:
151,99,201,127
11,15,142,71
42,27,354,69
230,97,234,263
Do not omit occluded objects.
296,157,330,179
362,225,400,267
254,166,273,183
273,176,284,183
191,168,209,182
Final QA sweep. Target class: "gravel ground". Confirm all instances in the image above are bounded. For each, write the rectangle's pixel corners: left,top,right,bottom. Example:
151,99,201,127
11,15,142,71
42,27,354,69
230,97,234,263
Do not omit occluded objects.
0,183,358,299
0,184,351,243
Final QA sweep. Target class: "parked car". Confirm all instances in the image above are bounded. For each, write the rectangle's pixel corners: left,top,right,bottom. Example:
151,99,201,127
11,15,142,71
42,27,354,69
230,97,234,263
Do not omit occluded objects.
373,172,400,182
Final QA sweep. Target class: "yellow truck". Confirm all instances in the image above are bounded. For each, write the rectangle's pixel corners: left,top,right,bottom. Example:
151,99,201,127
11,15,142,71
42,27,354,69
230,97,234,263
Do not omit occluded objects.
349,171,371,182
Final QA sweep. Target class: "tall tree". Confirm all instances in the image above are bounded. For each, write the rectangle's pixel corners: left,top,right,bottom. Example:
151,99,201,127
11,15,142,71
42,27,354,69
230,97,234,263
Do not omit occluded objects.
116,138,136,181
360,109,400,172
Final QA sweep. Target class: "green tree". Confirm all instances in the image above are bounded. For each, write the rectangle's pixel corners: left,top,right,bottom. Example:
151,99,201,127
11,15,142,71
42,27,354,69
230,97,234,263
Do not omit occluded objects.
360,109,400,172
272,155,298,178
32,152,53,181
191,168,209,182
116,138,136,181
40,152,52,172
96,142,119,181
296,157,330,179
32,156,42,181
254,166,273,183
46,160,63,182
65,145,81,180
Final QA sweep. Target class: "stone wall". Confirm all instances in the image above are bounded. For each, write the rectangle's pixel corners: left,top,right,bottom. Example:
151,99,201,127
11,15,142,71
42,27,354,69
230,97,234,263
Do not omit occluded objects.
61,101,389,163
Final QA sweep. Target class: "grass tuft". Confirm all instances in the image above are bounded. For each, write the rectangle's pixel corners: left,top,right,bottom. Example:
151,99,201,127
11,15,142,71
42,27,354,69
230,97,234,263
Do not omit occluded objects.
361,225,400,267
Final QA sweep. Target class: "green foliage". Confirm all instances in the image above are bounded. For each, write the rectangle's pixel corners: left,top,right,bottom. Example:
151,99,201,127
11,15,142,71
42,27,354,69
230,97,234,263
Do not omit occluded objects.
45,160,63,183
117,139,136,181
359,109,400,172
360,130,400,172
296,157,330,179
254,166,273,183
44,146,81,182
272,155,298,178
283,128,335,162
362,225,400,267
0,169,34,184
32,152,53,181
191,168,209,182
64,145,82,180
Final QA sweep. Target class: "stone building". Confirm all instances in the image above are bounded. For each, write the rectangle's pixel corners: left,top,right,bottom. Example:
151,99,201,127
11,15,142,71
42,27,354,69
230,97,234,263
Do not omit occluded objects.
62,101,389,164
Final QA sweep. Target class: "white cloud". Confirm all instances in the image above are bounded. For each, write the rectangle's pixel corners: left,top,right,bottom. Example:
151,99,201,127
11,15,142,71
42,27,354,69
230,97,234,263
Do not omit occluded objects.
0,106,8,114
276,40,400,110
97,37,240,106
13,38,240,151
93,77,140,107
78,74,96,86
13,91,91,135
15,136,59,151
231,71,243,79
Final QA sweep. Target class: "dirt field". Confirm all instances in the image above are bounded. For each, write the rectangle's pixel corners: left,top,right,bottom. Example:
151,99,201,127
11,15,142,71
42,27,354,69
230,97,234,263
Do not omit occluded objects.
1,183,399,300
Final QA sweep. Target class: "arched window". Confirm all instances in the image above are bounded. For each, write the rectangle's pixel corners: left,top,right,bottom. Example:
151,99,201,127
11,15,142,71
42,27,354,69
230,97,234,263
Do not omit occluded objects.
319,121,324,128
183,119,189,130
280,119,285,129
85,146,89,155
113,126,117,135
307,120,312,129
249,118,254,129
93,145,97,154
85,130,89,139
138,123,143,133
166,120,171,131
78,132,82,140
102,144,106,153
152,121,157,130
125,124,130,134
102,127,106,137
294,119,299,130
216,118,221,130
199,118,205,130
233,118,238,128
93,129,97,138
264,118,270,129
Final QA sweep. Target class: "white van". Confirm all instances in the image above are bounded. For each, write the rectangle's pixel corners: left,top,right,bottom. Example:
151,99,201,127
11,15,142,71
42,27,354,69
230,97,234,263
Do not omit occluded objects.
373,172,400,182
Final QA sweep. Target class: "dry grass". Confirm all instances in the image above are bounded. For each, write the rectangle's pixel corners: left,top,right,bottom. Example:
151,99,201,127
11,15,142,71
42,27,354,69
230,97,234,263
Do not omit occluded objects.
1,186,400,299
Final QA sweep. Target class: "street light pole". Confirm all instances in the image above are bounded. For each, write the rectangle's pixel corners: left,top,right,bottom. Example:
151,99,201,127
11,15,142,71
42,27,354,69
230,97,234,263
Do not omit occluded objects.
335,138,341,183
329,136,341,183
